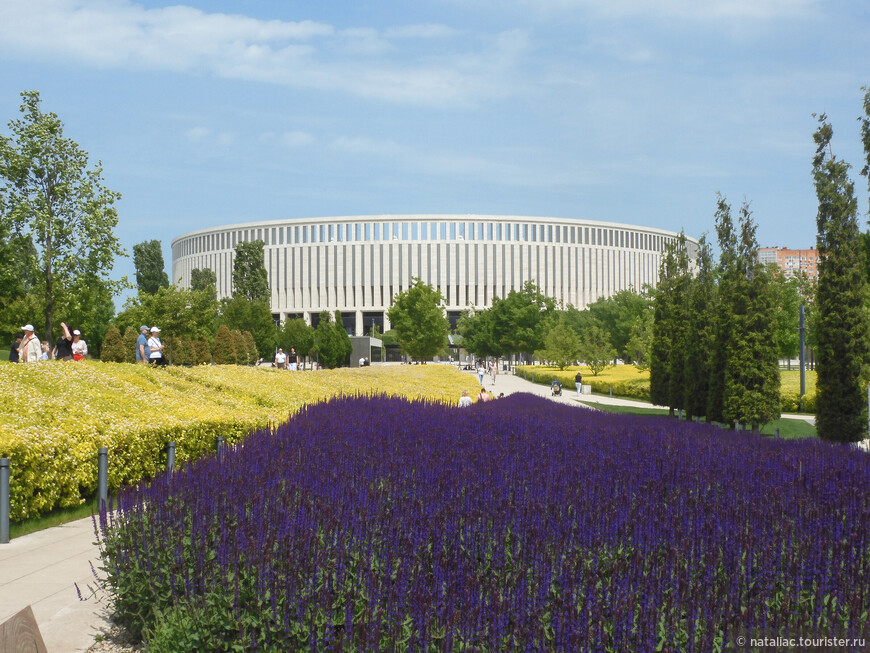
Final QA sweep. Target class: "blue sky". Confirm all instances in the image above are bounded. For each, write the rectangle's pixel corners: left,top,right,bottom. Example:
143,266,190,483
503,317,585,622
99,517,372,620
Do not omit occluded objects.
1,0,869,307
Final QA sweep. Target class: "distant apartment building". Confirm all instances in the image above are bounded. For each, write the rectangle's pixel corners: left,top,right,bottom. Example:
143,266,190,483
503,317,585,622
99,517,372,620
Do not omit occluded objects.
758,247,818,282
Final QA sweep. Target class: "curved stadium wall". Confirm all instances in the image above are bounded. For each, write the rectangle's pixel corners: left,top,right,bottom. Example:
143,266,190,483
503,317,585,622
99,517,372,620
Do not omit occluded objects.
171,215,697,336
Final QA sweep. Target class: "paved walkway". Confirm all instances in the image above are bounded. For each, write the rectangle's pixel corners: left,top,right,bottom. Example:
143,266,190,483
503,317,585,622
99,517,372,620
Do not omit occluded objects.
0,516,110,652
0,370,815,652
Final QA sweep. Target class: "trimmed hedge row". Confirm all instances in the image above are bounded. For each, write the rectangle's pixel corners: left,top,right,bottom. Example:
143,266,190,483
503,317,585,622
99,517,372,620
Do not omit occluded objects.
517,365,817,414
0,362,479,521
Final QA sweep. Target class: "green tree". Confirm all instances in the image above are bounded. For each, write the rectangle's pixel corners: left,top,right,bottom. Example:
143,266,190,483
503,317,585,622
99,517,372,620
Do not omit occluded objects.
240,331,258,365
100,325,125,363
812,113,870,442
625,311,653,371
707,194,739,423
0,90,125,345
132,240,169,294
190,267,217,298
312,311,352,369
534,317,582,370
279,318,313,365
456,307,499,359
387,278,450,362
491,281,556,362
115,285,218,364
683,236,715,419
122,326,139,364
213,324,237,365
219,296,275,359
769,268,805,368
722,204,781,430
650,235,690,413
579,324,616,376
586,288,652,362
232,240,269,303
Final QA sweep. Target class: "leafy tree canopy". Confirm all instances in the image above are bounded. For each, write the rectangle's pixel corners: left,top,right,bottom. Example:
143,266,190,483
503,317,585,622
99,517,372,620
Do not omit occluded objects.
535,317,582,370
0,90,126,345
232,239,269,303
133,240,169,294
386,278,450,361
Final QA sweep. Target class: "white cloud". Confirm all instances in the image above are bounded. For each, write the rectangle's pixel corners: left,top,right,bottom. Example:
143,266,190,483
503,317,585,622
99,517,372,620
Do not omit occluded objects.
515,0,818,19
281,131,314,148
0,0,513,106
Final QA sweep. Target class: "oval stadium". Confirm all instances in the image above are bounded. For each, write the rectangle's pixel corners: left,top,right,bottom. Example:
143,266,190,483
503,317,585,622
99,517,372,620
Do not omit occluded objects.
171,215,697,335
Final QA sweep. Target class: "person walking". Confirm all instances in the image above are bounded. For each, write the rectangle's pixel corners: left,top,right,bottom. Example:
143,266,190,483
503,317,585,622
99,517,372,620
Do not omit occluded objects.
136,325,150,363
18,325,41,363
575,370,583,397
275,348,287,369
71,330,88,360
477,361,485,385
288,347,299,371
148,327,166,366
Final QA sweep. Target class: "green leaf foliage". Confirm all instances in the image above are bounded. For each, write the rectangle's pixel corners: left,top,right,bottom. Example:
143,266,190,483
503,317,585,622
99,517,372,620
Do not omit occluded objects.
0,90,125,345
101,325,125,363
312,311,352,369
721,204,781,429
386,278,450,361
812,114,870,442
535,317,582,370
232,240,269,303
133,240,169,294
579,324,616,376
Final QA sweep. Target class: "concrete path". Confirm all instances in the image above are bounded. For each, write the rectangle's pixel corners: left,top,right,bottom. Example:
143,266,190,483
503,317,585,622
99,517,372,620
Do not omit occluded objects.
0,369,815,652
0,516,110,653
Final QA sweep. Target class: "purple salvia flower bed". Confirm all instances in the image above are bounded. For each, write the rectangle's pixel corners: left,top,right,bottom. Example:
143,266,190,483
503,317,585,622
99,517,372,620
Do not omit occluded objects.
99,394,870,652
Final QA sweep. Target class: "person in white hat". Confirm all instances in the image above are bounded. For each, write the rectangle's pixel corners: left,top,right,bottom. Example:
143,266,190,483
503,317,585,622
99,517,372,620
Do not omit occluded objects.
18,324,41,363
71,329,88,361
148,327,166,366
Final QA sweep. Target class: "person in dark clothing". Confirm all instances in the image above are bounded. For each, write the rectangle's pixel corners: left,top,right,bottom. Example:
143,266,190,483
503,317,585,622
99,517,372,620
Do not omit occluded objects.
9,335,21,362
52,322,74,361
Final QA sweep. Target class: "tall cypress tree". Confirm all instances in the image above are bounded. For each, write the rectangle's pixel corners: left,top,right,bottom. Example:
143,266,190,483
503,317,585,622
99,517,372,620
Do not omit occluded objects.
812,114,869,442
707,195,738,423
683,235,715,420
666,233,691,414
650,239,689,415
722,204,781,429
132,240,169,294
232,239,269,303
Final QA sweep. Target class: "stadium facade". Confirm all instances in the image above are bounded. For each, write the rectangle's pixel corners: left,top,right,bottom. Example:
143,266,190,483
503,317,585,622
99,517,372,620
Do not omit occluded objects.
171,215,697,336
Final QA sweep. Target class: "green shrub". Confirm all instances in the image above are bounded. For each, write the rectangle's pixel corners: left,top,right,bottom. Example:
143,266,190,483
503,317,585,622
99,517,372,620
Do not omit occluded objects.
101,326,126,362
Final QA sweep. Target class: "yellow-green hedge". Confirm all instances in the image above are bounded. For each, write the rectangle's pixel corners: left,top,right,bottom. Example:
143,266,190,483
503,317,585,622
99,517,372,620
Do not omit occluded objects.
517,365,817,413
0,362,479,521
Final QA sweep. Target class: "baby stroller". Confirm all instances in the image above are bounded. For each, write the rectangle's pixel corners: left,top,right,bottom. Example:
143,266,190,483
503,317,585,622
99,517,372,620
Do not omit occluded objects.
551,381,563,396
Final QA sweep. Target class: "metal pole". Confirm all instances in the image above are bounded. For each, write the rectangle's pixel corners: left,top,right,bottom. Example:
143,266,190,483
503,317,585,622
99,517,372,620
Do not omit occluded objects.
799,304,806,411
98,447,108,510
1,458,10,544
216,437,224,462
166,442,176,475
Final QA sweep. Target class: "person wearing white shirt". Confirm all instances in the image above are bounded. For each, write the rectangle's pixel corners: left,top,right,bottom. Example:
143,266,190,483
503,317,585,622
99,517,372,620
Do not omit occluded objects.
18,324,41,363
148,327,166,366
275,348,287,369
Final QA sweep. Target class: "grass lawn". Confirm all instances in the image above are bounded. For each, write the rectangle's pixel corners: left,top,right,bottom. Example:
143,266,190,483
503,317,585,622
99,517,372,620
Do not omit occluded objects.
579,400,817,439
9,497,98,539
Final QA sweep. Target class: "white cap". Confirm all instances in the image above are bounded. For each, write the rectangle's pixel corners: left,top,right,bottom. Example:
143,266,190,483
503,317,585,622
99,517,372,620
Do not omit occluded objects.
73,330,81,335
150,326,161,333
21,324,34,332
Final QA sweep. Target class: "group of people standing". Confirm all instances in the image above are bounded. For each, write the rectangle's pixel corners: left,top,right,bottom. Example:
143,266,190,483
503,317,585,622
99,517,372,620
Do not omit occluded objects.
135,325,166,366
9,322,88,363
273,347,300,370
